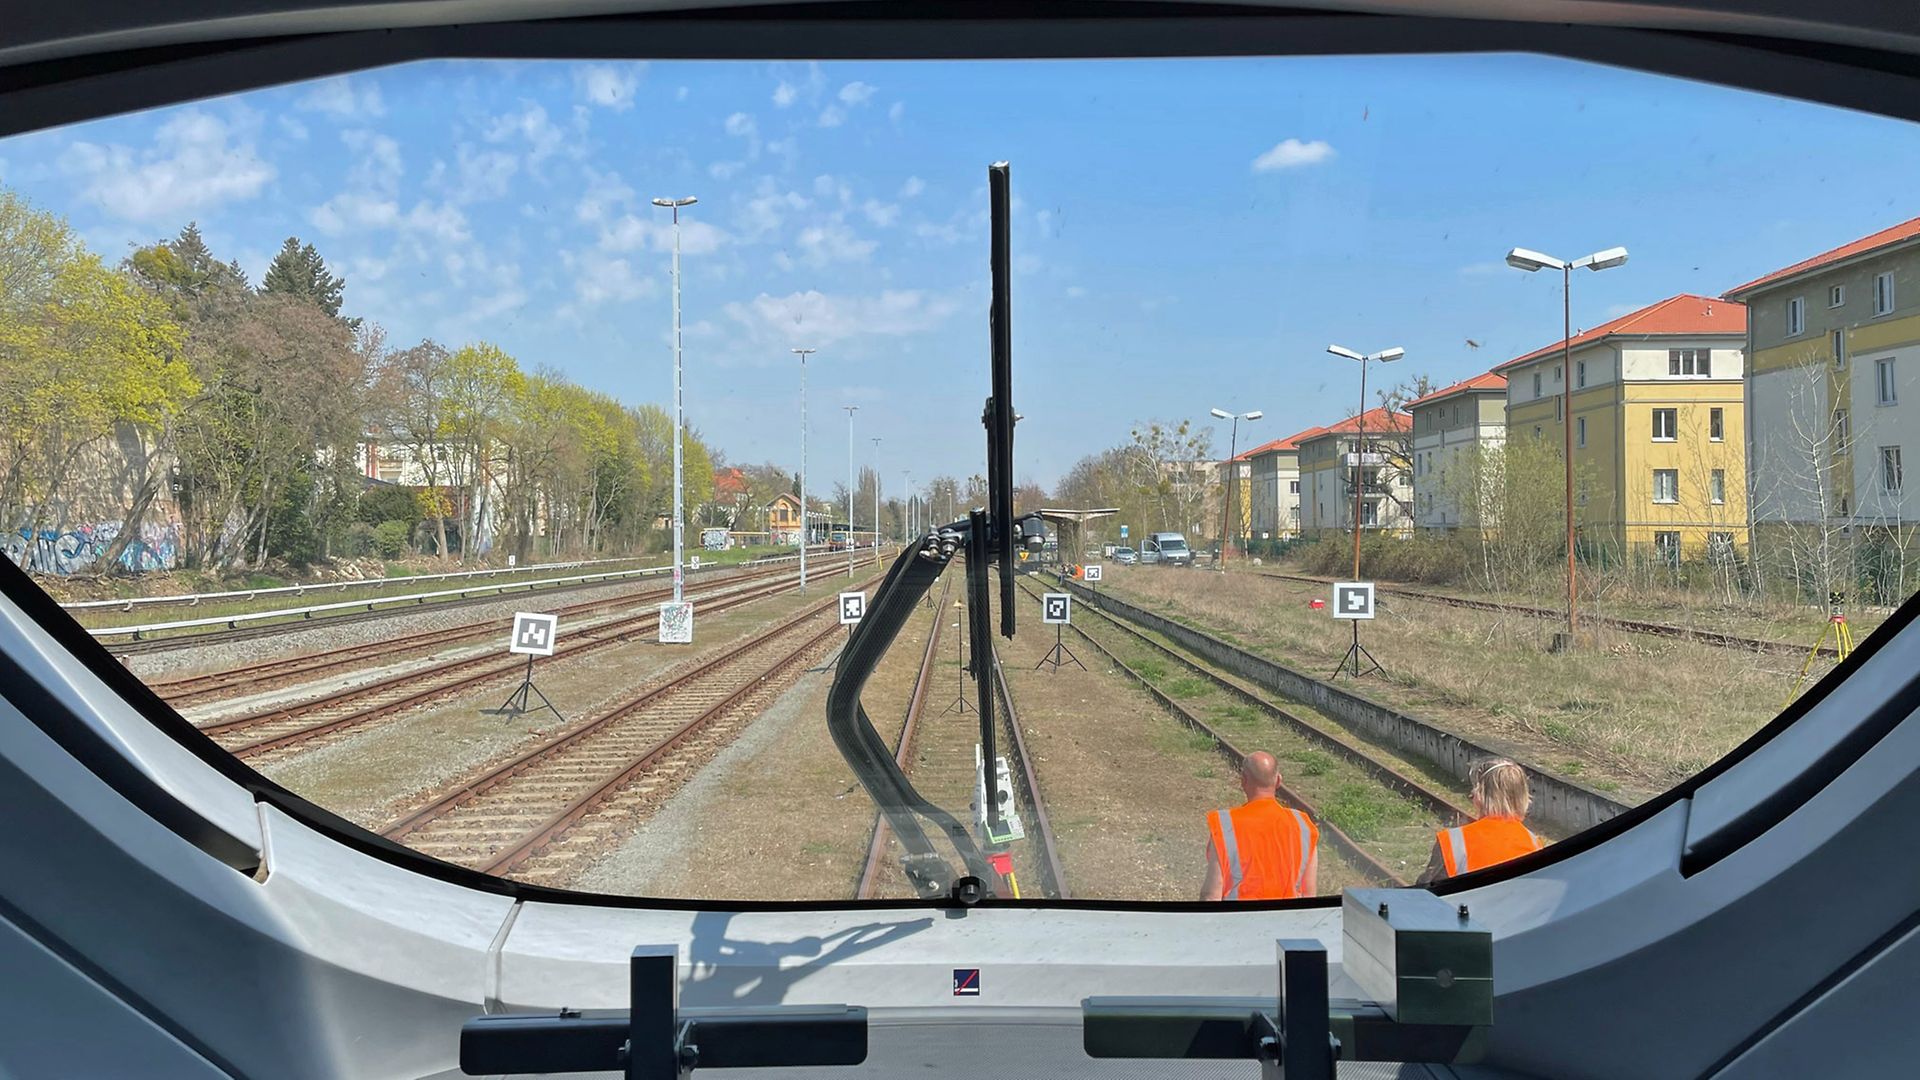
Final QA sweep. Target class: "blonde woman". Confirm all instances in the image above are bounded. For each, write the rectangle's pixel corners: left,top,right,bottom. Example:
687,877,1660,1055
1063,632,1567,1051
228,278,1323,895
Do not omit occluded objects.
1417,758,1545,884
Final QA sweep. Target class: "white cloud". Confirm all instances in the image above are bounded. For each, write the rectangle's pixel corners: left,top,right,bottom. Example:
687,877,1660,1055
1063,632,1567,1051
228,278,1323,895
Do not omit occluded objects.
1066,285,1088,298
277,115,309,141
862,199,900,227
888,101,905,123
898,176,925,199
599,213,727,255
566,249,660,308
486,103,565,166
817,107,845,129
724,112,758,138
62,110,274,223
795,221,876,265
577,64,643,110
708,161,747,180
342,129,402,193
1251,138,1336,172
913,220,964,245
773,81,799,108
838,81,878,106
725,289,961,347
403,200,471,243
575,167,633,223
449,144,518,203
736,186,810,239
311,191,398,233
298,75,385,119
676,86,690,102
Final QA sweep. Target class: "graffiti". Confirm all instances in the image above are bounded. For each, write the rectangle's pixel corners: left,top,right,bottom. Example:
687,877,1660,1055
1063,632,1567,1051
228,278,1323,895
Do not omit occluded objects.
5,520,182,575
657,601,694,644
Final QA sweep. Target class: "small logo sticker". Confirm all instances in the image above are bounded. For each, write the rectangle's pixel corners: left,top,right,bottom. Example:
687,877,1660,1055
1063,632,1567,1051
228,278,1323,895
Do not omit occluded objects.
952,968,980,997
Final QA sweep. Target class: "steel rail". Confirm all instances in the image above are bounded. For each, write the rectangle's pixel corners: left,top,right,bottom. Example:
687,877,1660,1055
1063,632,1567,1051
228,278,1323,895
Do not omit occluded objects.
854,578,950,899
988,644,1070,899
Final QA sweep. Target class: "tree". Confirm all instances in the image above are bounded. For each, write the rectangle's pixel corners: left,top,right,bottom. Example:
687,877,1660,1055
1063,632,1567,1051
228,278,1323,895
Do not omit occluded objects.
373,340,455,557
261,236,346,317
1127,419,1216,535
1749,347,1861,608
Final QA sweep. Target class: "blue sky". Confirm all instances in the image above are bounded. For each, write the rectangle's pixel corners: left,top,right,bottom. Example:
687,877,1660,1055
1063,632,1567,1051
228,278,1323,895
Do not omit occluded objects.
3,53,1918,491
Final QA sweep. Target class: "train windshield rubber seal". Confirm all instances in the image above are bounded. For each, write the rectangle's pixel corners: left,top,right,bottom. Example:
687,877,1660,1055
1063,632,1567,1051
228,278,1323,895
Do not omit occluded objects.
824,162,1041,903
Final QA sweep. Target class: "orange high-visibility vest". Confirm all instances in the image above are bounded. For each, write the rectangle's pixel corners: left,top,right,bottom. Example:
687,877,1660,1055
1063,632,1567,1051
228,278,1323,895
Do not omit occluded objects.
1436,816,1544,878
1208,798,1318,900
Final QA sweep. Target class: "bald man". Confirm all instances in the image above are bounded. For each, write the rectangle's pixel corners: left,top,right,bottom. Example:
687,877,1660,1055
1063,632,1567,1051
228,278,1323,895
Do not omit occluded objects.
1200,751,1320,901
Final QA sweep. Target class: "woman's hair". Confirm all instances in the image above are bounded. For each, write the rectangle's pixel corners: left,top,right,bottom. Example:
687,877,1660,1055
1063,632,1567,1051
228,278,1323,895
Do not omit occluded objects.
1471,757,1531,819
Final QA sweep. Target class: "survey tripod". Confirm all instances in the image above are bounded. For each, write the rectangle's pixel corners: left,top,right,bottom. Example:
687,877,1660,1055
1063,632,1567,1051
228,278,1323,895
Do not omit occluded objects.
1785,591,1856,705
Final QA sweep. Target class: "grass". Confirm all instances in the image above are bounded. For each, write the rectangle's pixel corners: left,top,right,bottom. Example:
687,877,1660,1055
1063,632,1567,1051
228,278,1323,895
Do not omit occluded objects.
1101,563,1798,800
1164,676,1213,699
1321,782,1421,843
1152,725,1220,756
1132,658,1170,683
800,840,836,856
1289,750,1335,778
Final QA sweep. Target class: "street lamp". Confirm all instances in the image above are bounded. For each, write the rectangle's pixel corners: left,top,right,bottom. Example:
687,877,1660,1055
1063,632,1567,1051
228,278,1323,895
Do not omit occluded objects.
843,405,859,577
792,346,816,591
1209,408,1263,570
1327,345,1405,580
651,195,698,605
1505,244,1628,645
903,471,915,538
870,437,883,561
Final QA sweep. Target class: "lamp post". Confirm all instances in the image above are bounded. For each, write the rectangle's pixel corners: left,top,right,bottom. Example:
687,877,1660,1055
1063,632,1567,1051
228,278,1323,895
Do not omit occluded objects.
792,346,816,591
1505,245,1629,645
1327,345,1405,580
903,471,915,538
1209,408,1263,570
871,437,883,560
843,405,859,577
651,195,697,604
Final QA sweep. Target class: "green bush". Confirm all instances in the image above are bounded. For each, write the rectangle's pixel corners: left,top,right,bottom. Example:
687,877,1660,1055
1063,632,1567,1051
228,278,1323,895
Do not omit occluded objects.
373,519,412,559
357,485,422,528
341,521,377,556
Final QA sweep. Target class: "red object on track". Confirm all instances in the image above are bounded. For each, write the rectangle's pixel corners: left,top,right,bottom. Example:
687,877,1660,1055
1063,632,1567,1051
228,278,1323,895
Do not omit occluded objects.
987,852,1014,874
1309,598,1326,610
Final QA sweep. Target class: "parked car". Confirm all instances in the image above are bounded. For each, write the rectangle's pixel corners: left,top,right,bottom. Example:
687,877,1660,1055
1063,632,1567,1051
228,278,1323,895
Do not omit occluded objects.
1143,532,1193,567
1112,546,1138,565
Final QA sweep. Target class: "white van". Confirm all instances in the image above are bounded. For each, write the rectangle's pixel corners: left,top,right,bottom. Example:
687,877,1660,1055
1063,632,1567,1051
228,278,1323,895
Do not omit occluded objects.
1141,532,1193,567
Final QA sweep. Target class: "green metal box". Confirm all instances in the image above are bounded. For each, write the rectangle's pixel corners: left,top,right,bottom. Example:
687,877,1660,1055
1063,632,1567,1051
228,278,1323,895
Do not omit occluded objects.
1342,888,1493,1027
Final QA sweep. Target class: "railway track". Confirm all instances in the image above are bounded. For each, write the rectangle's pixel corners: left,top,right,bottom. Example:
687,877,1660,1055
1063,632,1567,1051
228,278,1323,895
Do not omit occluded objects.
1018,574,1461,888
149,562,793,705
379,597,847,880
854,578,1067,901
101,551,824,657
1251,570,1834,658
204,566,845,760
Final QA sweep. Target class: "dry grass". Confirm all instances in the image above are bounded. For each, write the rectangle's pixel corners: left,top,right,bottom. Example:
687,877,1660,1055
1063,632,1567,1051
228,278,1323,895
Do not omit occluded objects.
1104,565,1804,798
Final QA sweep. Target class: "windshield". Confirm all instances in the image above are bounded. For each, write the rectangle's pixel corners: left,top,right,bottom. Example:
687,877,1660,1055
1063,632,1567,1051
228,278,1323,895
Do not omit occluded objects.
1,54,1911,904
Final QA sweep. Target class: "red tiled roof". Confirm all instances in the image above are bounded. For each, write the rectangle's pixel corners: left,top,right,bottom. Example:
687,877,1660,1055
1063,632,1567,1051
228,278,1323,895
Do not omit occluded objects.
1491,294,1746,374
713,467,748,496
1234,424,1328,461
1298,407,1410,442
1726,214,1920,297
1407,371,1506,409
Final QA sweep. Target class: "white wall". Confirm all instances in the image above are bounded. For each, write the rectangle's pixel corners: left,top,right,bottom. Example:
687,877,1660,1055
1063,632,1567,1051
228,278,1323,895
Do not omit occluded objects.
1848,342,1920,522
1620,341,1747,382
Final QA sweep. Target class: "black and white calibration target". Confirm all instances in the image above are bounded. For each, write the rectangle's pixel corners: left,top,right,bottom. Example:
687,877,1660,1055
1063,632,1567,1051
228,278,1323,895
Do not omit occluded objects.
1083,564,1103,583
839,591,866,625
1042,592,1072,625
507,611,559,656
1332,582,1376,620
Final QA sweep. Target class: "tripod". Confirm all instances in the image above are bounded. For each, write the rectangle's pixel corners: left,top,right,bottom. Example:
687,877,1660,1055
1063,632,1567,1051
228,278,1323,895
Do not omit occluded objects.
1035,622,1085,673
1784,608,1856,705
941,607,974,714
1329,620,1383,679
496,654,563,720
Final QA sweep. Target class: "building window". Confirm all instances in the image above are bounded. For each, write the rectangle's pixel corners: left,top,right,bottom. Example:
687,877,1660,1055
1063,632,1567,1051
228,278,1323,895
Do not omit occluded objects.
1840,495,1851,517
1878,357,1898,405
1653,469,1679,503
1710,469,1726,504
1710,407,1725,441
1289,479,1300,494
1668,348,1712,376
1576,360,1587,388
1361,501,1379,527
1653,408,1677,441
1835,408,1851,445
1554,396,1563,422
1875,271,1896,317
1554,365,1562,384
1832,329,1847,369
1654,531,1681,566
1532,372,1542,397
1884,446,1904,495
1788,296,1806,336
1534,425,1542,439
1830,284,1846,308
1576,416,1586,448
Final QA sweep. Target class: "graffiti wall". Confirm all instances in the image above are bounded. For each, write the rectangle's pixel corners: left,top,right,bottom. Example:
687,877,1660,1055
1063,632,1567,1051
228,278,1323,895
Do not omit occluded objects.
6,520,182,575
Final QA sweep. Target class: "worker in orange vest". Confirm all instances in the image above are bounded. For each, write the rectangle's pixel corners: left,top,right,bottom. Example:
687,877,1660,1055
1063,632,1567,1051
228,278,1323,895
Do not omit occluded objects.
1201,751,1319,900
1418,757,1546,884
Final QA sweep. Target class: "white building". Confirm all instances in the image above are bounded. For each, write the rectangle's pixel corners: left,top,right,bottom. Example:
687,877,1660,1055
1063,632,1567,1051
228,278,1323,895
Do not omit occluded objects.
1407,372,1507,529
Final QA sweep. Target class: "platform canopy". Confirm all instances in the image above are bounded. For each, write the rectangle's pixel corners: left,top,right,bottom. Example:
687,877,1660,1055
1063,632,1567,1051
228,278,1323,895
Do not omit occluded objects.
1031,508,1121,564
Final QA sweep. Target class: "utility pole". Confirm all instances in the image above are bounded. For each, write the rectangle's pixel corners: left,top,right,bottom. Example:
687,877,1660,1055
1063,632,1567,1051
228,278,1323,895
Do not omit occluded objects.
1209,408,1262,570
651,195,697,605
792,347,816,591
844,405,858,576
871,437,883,561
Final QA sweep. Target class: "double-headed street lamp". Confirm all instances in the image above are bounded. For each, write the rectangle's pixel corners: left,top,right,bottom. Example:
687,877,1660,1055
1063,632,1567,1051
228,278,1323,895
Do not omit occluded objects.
792,346,816,592
870,437,883,558
1505,245,1628,645
652,195,697,605
1327,345,1405,580
1209,407,1263,570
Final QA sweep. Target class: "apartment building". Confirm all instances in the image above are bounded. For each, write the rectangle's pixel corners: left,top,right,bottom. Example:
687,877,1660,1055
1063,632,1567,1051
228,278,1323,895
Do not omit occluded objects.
1494,294,1748,563
1407,372,1507,529
1243,425,1326,540
1726,215,1920,551
1297,409,1413,537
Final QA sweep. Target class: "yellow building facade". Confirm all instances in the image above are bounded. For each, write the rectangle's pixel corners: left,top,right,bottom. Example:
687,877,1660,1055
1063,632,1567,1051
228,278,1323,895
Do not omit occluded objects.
1496,294,1749,562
